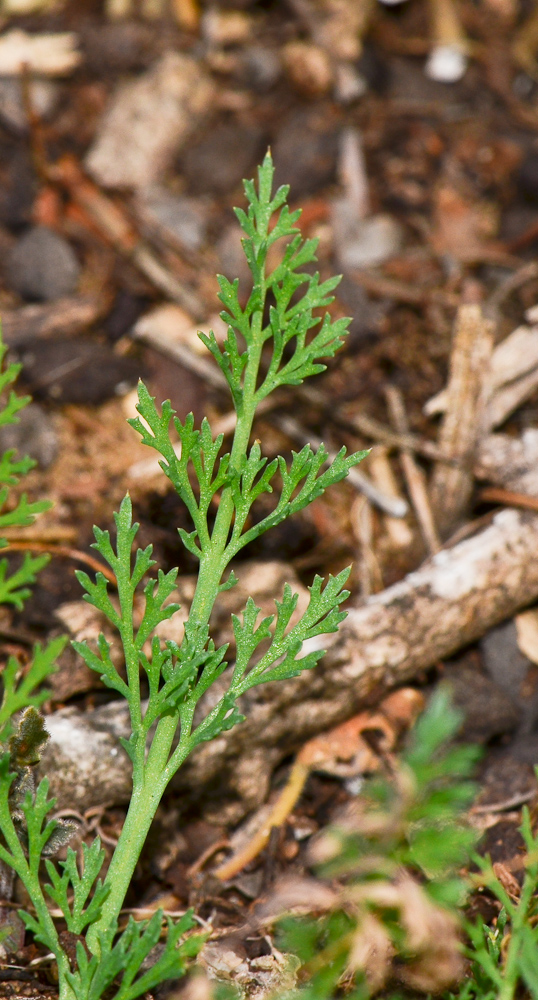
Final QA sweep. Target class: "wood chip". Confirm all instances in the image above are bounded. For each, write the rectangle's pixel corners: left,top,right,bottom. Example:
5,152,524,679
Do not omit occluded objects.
1,296,104,347
425,323,538,429
430,303,494,535
367,447,414,549
86,52,214,189
385,385,441,555
39,509,538,818
515,607,538,665
0,30,81,76
474,429,538,495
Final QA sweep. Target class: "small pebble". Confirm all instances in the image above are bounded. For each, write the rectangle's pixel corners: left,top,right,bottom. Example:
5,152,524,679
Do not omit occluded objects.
282,41,333,98
332,202,403,270
136,187,209,251
86,52,214,189
0,77,59,133
8,226,80,302
425,44,468,83
480,621,531,696
334,62,367,104
239,45,281,92
443,657,520,743
202,9,252,46
18,336,139,405
217,223,254,292
0,402,58,468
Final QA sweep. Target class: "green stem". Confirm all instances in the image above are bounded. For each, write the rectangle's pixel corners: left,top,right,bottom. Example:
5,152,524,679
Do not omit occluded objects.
85,760,168,954
23,869,74,999
1,847,72,998
87,251,267,957
188,309,264,627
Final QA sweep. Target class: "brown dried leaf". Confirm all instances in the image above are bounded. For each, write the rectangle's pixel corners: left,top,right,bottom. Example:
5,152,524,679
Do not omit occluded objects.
347,912,394,993
492,860,522,901
396,874,463,991
254,875,338,924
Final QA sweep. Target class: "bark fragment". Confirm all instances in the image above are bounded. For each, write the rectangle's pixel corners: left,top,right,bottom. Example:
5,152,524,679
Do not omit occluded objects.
430,303,494,535
40,510,538,817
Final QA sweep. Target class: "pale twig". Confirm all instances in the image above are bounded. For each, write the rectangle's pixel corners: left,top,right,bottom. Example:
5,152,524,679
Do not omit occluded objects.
339,409,453,464
471,790,536,814
385,386,441,555
367,447,413,549
275,413,408,519
1,541,117,586
429,304,494,535
350,495,384,599
348,270,459,308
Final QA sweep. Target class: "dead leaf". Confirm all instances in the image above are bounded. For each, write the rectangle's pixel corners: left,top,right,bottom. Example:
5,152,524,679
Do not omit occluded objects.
347,912,394,992
254,875,338,923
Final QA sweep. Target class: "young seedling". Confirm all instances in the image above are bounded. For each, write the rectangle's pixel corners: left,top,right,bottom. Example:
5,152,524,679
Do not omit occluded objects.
0,329,65,742
275,688,480,999
0,330,66,949
0,153,367,1000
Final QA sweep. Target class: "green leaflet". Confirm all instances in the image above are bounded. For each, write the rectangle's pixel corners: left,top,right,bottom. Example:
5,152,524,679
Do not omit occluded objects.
1,153,368,1000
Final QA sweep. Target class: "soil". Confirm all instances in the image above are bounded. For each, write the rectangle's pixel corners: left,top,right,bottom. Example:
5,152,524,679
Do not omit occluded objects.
1,0,538,995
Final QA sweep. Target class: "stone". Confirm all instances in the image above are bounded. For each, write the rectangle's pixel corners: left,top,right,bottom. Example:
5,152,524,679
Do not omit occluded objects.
332,203,404,270
0,77,59,133
7,226,80,302
217,222,254,293
480,619,538,731
443,656,521,744
282,41,333,98
39,704,132,811
336,274,387,344
136,187,209,251
481,620,532,696
18,335,139,404
425,44,468,84
239,45,281,92
201,8,252,46
0,401,58,468
517,151,538,204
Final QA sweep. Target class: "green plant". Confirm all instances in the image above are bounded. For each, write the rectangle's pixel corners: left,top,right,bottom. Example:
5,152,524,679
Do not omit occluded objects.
0,329,66,950
0,153,367,1000
447,802,538,1000
272,689,480,999
0,329,64,741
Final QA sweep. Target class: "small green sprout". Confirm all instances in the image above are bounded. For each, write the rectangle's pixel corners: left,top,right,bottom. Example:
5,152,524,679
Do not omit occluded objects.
0,153,367,999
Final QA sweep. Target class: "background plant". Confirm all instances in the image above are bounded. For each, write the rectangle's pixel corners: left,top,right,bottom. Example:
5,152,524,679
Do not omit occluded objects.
0,329,66,952
269,689,481,1000
0,153,367,1000
0,329,64,743
444,798,538,1000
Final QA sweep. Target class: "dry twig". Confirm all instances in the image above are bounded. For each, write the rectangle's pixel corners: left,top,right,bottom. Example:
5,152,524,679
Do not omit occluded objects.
385,386,441,555
430,303,494,535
